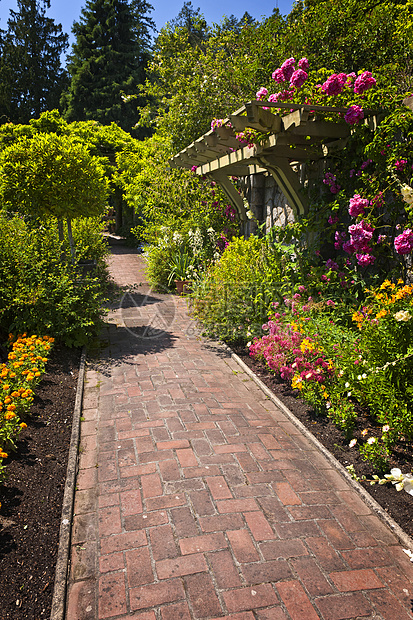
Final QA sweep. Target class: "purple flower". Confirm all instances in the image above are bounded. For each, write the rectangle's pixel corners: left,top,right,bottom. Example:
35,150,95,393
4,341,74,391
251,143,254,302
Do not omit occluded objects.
290,68,308,89
326,259,339,271
354,71,376,94
298,57,309,71
343,240,355,254
345,105,364,125
348,194,369,217
377,234,387,244
360,159,372,170
328,215,339,225
394,229,413,254
334,231,347,249
280,57,295,81
356,253,376,267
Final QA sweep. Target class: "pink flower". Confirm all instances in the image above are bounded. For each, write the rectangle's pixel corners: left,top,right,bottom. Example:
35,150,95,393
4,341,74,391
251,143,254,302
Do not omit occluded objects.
395,159,407,172
321,73,347,96
356,253,376,267
290,69,308,89
328,215,339,225
394,229,413,254
354,71,376,94
298,57,309,71
256,87,268,100
272,68,285,83
191,165,197,172
280,57,295,81
345,105,364,125
348,194,369,217
371,192,384,208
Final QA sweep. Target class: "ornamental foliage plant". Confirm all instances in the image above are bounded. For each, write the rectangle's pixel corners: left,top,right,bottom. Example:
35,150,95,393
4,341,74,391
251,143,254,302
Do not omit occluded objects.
0,213,109,347
0,334,54,482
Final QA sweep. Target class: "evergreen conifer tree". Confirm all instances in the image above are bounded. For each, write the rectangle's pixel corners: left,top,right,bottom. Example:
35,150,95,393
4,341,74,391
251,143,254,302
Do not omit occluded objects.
62,0,154,136
0,0,68,124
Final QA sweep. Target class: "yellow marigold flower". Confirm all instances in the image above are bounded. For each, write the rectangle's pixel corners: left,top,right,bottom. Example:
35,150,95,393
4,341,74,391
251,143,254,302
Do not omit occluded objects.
0,451,8,459
35,372,41,377
20,422,27,428
42,358,48,363
9,372,16,378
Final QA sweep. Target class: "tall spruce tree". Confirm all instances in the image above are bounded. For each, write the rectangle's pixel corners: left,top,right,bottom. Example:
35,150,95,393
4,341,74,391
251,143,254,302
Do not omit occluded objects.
62,0,154,136
0,0,68,124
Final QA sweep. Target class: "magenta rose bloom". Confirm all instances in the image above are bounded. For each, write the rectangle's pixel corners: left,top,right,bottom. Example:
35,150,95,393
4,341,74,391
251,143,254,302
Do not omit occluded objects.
394,229,413,254
345,105,364,125
290,68,308,89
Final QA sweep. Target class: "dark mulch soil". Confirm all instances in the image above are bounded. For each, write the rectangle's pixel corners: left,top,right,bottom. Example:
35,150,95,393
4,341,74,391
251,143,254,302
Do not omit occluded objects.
0,338,412,620
233,345,413,541
0,345,80,620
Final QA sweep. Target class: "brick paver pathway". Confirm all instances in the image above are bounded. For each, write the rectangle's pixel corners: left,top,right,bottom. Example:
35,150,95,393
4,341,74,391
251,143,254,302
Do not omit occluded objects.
66,247,413,620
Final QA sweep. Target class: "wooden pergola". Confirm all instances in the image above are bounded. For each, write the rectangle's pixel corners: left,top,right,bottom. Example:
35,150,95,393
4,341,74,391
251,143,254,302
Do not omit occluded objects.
170,101,378,224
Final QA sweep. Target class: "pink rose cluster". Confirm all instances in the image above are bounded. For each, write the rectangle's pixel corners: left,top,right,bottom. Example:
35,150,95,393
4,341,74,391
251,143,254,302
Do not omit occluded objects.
271,57,309,88
321,70,376,97
340,220,376,267
353,71,376,94
344,105,364,125
394,229,413,255
323,172,341,194
348,194,369,217
321,73,348,96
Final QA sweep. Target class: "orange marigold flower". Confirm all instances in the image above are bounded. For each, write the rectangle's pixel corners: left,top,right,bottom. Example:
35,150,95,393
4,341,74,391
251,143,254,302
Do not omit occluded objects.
20,422,27,428
5,412,16,419
2,384,10,391
4,397,11,404
0,451,8,459
9,372,16,378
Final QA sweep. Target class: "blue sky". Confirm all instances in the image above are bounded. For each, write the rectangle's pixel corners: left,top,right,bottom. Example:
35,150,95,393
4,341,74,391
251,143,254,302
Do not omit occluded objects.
0,0,294,48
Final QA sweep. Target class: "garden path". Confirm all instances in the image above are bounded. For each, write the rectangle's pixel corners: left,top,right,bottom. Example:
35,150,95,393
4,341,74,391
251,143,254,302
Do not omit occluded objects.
66,247,413,620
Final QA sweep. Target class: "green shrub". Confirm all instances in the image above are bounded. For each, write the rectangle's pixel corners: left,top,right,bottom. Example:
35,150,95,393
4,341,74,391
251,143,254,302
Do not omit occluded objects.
0,214,108,347
191,235,282,343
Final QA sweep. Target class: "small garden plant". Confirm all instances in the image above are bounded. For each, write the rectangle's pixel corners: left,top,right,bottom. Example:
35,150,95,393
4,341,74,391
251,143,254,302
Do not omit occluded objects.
0,334,54,483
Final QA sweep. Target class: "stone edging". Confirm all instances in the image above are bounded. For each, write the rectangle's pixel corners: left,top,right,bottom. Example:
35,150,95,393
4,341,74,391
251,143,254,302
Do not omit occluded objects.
50,347,87,620
229,348,413,551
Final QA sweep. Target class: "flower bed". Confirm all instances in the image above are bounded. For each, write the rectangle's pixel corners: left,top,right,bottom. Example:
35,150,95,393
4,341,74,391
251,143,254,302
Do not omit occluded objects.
0,334,54,483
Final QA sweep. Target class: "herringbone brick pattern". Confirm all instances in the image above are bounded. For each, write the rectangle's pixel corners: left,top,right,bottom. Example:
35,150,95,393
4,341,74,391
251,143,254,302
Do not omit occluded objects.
66,247,413,620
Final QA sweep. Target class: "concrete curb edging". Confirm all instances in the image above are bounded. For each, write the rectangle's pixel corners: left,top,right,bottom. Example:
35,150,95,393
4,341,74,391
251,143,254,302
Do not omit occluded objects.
229,348,413,551
50,347,87,620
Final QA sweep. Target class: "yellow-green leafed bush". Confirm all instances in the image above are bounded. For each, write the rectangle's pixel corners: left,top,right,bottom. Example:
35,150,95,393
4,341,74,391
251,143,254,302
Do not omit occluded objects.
192,235,283,344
